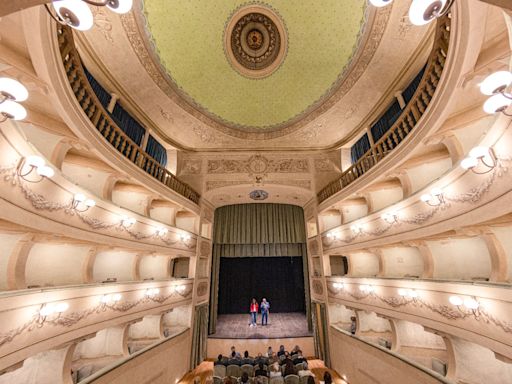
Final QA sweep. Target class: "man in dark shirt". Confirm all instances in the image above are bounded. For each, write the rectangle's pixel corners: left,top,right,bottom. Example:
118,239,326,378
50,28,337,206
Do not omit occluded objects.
228,351,241,366
215,354,228,366
254,352,268,366
277,345,286,357
241,350,254,365
254,362,268,377
292,350,307,369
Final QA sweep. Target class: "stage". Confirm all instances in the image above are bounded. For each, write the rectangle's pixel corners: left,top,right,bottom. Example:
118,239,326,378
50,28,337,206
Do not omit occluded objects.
209,312,312,339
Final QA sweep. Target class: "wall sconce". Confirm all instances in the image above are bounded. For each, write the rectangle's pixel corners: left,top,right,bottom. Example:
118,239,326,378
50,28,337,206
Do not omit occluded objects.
460,146,496,174
145,288,160,297
175,285,186,295
0,77,28,122
480,71,512,116
420,187,444,206
449,295,480,314
370,0,454,26
71,193,96,212
359,284,374,293
326,232,340,240
120,216,136,227
38,302,69,324
333,282,344,290
155,227,168,237
17,155,55,182
381,212,399,224
398,288,418,300
46,0,133,31
350,224,365,235
180,233,191,242
100,293,121,305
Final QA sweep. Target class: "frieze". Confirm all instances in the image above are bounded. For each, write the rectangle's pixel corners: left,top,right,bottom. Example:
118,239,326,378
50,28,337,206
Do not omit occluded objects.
181,160,202,175
314,158,335,172
205,179,312,192
207,155,309,175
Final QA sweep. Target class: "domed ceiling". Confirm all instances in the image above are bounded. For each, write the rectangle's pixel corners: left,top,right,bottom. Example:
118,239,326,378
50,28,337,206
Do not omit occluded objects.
140,0,368,133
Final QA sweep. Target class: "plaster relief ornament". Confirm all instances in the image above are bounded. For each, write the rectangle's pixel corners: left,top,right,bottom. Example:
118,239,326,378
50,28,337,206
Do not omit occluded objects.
249,189,269,200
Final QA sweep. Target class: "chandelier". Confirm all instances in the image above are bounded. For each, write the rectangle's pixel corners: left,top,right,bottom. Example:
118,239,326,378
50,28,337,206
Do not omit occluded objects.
46,0,133,31
370,0,453,26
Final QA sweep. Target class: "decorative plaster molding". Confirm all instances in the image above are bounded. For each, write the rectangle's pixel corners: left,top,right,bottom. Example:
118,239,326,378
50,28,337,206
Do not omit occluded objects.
207,154,309,175
196,281,209,297
205,179,312,192
180,159,202,175
91,7,114,43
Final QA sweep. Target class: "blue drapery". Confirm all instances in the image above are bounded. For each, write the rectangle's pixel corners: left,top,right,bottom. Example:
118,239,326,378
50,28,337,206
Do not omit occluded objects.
83,66,111,108
402,65,426,104
370,99,403,142
351,133,371,163
111,103,146,146
146,135,168,166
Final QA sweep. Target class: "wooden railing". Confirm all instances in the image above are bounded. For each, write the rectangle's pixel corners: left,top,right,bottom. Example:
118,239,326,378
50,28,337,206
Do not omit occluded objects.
56,25,200,205
318,15,451,204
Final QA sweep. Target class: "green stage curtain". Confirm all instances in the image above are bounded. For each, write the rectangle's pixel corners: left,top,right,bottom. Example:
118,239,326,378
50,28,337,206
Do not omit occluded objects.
209,203,311,334
191,304,208,369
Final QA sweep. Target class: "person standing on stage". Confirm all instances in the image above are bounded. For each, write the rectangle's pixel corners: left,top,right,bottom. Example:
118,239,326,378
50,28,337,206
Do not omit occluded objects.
260,298,270,326
250,298,258,327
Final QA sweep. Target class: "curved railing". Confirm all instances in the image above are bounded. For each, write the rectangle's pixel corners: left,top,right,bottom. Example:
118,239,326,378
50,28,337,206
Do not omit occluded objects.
56,25,200,205
318,15,451,203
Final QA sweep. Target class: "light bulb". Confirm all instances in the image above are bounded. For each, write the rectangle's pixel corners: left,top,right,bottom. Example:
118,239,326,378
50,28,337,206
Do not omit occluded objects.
74,193,86,202
106,0,133,14
40,305,55,317
85,199,96,207
101,294,111,304
398,288,407,296
479,71,512,96
483,93,512,114
407,289,418,298
369,0,393,7
449,295,463,306
0,77,29,101
54,302,69,313
36,165,55,178
53,0,94,31
463,298,479,310
25,155,45,169
460,157,478,170
420,194,432,203
409,0,447,26
0,100,27,120
112,293,122,302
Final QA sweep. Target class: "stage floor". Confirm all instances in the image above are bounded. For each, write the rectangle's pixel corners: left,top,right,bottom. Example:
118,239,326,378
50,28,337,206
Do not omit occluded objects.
210,312,312,339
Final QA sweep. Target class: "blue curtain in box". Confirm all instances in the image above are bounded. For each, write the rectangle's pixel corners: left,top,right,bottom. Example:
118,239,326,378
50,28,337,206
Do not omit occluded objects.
111,103,146,146
351,133,371,163
402,65,426,105
370,99,402,142
83,66,111,109
146,135,168,166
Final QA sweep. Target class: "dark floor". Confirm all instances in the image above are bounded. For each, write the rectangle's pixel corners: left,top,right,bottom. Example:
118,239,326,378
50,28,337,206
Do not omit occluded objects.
210,312,312,339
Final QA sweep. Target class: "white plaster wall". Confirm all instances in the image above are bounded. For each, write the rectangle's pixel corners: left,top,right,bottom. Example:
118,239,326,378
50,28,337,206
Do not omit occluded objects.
129,315,162,339
61,163,111,199
74,327,125,359
93,250,136,282
358,311,391,332
112,190,148,216
341,204,368,224
163,305,192,327
25,243,90,287
0,346,69,384
139,255,169,280
491,226,512,281
451,336,512,384
320,214,342,232
395,320,445,349
428,238,492,280
328,304,355,324
21,124,65,160
348,252,379,277
369,187,403,212
149,206,175,226
407,158,452,194
452,116,494,155
175,216,196,233
0,233,25,290
381,247,424,278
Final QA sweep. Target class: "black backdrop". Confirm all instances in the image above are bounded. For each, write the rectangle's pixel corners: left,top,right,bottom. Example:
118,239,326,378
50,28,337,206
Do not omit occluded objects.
218,256,305,314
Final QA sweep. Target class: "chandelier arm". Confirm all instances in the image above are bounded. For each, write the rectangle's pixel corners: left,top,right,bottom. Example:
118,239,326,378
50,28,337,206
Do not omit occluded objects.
471,167,494,175
480,157,496,169
502,110,512,117
0,113,8,123
437,0,456,17
81,0,110,6
500,92,512,100
44,3,70,26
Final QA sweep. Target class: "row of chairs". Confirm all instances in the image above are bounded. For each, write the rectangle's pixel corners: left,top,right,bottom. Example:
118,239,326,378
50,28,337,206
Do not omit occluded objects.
213,374,310,384
214,364,306,378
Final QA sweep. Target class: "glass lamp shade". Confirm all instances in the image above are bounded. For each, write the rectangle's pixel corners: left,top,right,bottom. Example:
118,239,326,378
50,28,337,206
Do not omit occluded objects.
85,199,96,207
463,298,479,310
107,0,133,14
37,165,55,178
74,193,86,202
420,194,432,203
449,296,463,306
53,0,94,31
460,157,478,170
479,71,512,96
54,302,69,313
0,100,27,120
0,77,28,101
369,0,393,7
398,288,407,296
409,0,447,26
483,94,512,114
25,155,45,169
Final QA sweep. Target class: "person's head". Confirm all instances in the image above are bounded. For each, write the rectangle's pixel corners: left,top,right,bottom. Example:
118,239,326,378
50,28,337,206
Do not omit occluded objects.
231,346,236,352
270,362,279,372
217,354,223,361
297,350,303,356
252,298,256,304
285,360,294,369
231,351,236,358
285,351,289,358
224,377,233,384
244,350,249,358
351,316,356,321
262,298,267,303
258,362,264,369
257,352,262,358
268,346,272,351
324,371,333,384
279,345,285,351
241,372,249,383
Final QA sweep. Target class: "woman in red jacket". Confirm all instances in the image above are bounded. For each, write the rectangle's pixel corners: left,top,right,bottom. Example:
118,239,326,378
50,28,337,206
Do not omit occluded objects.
249,298,258,327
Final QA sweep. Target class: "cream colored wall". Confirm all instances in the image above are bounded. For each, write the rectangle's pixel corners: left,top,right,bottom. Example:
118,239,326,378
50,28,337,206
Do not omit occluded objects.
25,243,90,287
369,187,403,212
341,204,368,224
320,214,342,232
163,305,192,327
93,250,136,282
406,158,452,194
490,226,512,281
149,206,176,226
112,190,149,216
394,321,445,350
328,304,355,325
381,247,424,278
139,255,170,280
0,233,26,290
427,238,491,280
348,252,379,277
129,315,163,340
357,311,391,333
61,163,112,199
74,327,126,359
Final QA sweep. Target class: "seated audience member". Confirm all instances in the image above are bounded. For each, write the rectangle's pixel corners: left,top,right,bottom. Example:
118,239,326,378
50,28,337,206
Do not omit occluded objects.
254,362,268,377
269,362,282,377
283,360,297,376
230,346,241,359
215,354,227,366
291,345,300,355
280,352,292,366
307,376,315,384
242,350,254,365
268,352,278,365
266,346,273,358
240,372,250,384
324,372,333,384
277,345,286,357
224,377,234,384
254,352,267,365
292,350,307,368
228,351,241,366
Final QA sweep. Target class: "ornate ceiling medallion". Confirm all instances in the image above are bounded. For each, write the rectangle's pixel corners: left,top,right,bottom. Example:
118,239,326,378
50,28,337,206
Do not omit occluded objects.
249,189,269,200
224,5,287,79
